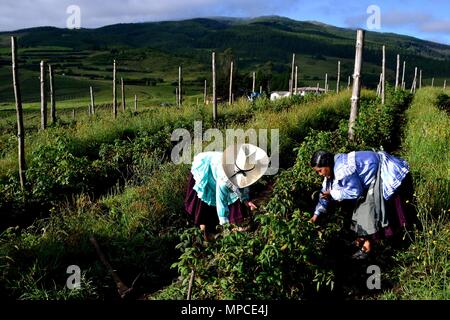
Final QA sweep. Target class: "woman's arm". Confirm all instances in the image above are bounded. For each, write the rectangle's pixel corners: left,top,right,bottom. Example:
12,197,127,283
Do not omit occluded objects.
329,173,364,201
216,183,231,225
311,182,332,222
239,187,257,210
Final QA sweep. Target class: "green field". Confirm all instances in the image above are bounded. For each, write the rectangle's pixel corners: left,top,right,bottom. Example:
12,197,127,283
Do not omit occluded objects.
1,16,449,110
0,16,448,301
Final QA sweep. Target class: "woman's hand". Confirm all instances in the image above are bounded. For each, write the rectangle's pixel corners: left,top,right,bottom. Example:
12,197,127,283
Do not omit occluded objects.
309,214,319,223
320,190,331,200
245,200,258,211
232,226,249,232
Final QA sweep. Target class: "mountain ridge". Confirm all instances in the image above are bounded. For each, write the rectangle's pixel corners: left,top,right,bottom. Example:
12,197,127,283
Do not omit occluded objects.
0,16,449,103
1,16,449,49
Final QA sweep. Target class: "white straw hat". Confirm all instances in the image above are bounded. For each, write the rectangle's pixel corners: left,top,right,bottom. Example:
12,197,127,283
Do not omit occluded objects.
222,143,270,188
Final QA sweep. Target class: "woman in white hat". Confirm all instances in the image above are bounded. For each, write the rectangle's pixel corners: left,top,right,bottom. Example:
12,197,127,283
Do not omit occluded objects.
184,143,270,240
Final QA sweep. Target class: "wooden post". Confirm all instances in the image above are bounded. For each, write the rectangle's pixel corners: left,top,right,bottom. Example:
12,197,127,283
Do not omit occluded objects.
395,54,400,91
336,61,341,94
72,109,75,119
381,45,385,104
411,67,417,93
229,61,233,105
49,64,56,123
325,73,328,93
187,269,195,300
11,36,26,190
401,61,406,90
347,75,351,90
90,86,95,115
419,69,422,89
121,77,125,111
203,80,207,105
212,52,217,123
290,53,295,94
89,236,131,299
316,82,319,94
175,87,178,105
178,65,182,106
134,94,137,112
431,77,434,87
444,80,447,89
113,60,117,118
377,73,382,97
294,66,298,94
348,29,364,141
378,73,382,96
40,60,47,130
260,85,262,94
252,71,256,93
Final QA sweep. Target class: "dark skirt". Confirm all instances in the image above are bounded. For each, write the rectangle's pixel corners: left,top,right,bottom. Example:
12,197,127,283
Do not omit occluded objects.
184,172,249,233
377,173,417,239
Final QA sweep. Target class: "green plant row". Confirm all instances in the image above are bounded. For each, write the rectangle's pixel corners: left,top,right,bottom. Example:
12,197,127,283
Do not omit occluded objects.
0,91,356,300
153,87,412,299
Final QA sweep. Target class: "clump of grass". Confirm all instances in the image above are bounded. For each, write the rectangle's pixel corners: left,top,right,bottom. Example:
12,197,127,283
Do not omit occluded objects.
379,88,450,300
403,88,450,215
0,160,190,299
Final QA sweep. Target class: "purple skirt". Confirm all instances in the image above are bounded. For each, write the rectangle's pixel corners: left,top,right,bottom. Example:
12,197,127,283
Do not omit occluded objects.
184,172,249,233
374,173,417,240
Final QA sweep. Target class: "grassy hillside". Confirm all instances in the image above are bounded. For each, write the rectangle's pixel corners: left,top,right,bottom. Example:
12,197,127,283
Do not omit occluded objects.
0,16,449,108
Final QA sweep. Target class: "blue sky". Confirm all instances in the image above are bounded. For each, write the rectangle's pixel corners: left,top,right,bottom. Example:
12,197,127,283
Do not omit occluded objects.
1,0,449,45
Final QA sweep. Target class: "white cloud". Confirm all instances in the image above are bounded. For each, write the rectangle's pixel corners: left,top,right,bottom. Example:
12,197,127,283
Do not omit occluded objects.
421,20,450,33
381,11,431,26
344,9,450,44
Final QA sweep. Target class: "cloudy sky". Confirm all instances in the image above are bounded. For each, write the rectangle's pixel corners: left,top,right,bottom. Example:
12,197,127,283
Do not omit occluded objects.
1,0,449,45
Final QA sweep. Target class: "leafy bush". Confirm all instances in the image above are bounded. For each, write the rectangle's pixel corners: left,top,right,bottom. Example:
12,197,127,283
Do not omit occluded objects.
351,88,413,152
435,93,450,115
26,136,93,201
171,210,337,300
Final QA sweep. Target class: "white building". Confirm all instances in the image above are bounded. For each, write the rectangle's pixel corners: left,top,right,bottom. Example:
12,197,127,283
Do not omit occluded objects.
270,91,291,101
270,87,326,101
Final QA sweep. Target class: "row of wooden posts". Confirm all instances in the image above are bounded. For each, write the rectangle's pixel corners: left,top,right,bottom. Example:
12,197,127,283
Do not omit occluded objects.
208,45,447,112
27,57,139,131
111,60,139,118
373,49,445,97
11,37,139,189
8,32,449,191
